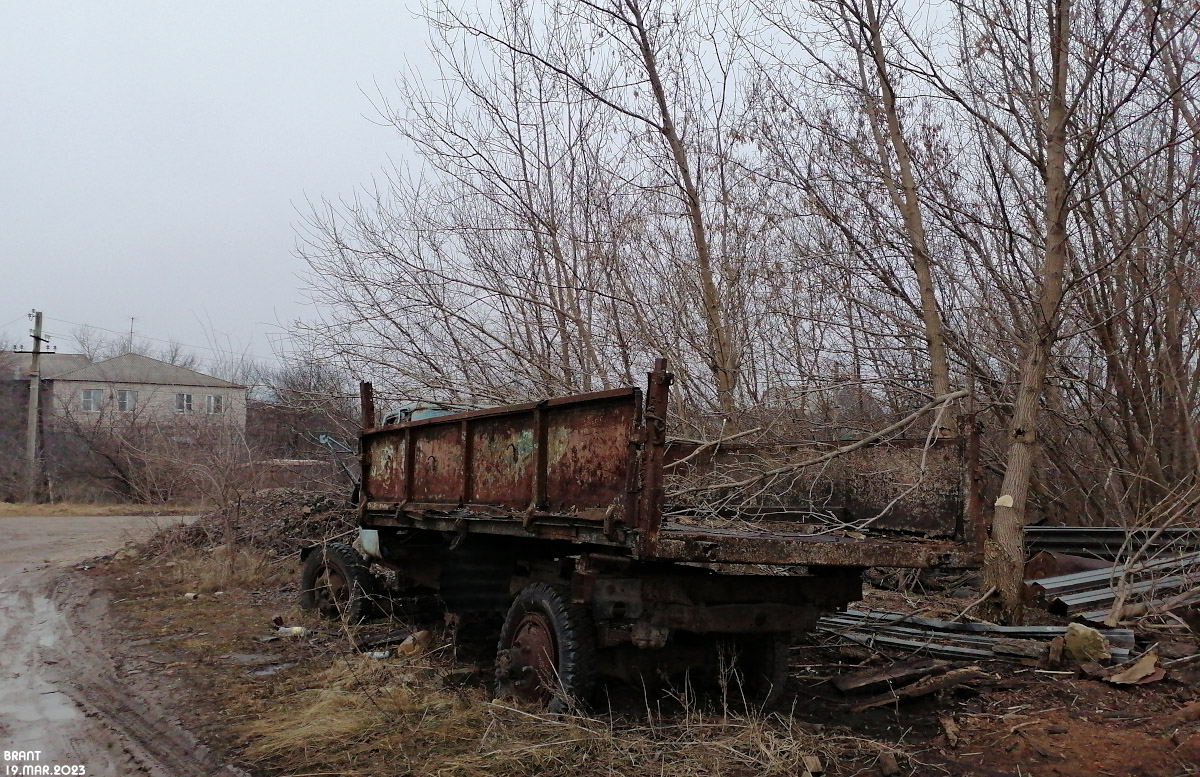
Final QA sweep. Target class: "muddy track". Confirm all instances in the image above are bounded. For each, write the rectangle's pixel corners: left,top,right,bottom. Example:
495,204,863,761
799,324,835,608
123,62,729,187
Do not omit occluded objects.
0,516,243,777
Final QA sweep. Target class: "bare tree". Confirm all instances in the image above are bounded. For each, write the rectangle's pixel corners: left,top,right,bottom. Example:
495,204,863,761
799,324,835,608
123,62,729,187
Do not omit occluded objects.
294,0,1200,623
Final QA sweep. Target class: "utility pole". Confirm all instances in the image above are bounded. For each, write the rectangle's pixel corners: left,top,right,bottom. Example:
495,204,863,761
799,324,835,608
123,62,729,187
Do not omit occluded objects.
21,311,48,502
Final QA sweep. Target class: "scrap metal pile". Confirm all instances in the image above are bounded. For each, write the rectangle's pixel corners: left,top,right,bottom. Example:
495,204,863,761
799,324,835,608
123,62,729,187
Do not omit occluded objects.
818,609,1135,664
1025,526,1200,560
1024,549,1200,627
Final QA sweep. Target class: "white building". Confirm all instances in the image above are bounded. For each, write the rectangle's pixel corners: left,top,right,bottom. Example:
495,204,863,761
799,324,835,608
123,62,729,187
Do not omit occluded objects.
48,353,247,431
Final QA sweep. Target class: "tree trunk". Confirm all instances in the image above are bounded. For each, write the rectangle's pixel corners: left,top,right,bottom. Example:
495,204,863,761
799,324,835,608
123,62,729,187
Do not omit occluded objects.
627,1,739,415
984,0,1073,624
860,0,954,416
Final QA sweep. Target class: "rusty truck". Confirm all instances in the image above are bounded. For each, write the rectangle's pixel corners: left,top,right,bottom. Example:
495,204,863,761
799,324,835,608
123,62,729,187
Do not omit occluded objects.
300,359,984,709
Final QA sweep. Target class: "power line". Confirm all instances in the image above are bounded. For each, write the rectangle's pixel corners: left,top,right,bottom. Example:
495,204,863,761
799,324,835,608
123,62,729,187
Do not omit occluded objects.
41,316,279,364
0,315,29,332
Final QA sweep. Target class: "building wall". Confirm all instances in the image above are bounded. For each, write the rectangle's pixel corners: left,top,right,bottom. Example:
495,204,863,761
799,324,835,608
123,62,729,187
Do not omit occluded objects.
50,380,248,431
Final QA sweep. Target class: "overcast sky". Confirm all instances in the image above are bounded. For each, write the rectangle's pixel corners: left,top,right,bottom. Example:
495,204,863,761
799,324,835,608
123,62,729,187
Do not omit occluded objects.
1,1,427,368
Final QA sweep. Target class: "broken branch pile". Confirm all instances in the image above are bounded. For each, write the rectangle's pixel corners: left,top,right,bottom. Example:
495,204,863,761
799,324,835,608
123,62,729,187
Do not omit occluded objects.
150,487,357,556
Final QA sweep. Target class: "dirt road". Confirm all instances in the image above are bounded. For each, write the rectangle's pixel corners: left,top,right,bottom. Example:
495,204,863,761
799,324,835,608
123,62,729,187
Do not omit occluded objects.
0,514,241,777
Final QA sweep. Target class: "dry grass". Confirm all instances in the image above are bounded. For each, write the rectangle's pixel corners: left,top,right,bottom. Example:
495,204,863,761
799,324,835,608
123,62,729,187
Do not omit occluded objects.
161,546,294,593
0,502,200,517
104,534,904,777
239,653,883,777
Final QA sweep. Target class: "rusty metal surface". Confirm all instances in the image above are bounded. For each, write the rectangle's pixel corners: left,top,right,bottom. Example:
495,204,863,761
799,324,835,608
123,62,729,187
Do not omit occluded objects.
362,387,641,521
578,560,860,638
470,413,537,505
835,440,963,536
359,363,984,571
665,438,964,537
359,381,375,430
411,424,463,503
366,435,406,501
652,524,978,568
636,359,670,555
544,400,635,518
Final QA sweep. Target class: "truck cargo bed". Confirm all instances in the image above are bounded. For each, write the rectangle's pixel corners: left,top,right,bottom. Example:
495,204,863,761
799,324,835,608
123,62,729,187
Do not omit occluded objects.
358,360,983,570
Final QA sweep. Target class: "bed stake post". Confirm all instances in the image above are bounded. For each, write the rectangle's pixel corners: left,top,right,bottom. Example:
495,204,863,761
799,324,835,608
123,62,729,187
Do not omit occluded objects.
637,358,672,557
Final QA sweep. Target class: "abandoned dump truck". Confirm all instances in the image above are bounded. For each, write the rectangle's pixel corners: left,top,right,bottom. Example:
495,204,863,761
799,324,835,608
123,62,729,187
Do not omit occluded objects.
300,359,984,709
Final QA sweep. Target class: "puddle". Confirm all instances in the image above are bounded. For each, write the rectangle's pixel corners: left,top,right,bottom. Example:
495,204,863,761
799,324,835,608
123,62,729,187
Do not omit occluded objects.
248,662,297,677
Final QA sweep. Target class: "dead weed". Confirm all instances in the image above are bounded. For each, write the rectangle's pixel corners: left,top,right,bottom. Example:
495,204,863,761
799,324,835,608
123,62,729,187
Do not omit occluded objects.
160,546,292,593
240,653,869,777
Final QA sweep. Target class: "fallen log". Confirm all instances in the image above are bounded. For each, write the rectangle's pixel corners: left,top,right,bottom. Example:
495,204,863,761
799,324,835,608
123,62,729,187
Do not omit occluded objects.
833,657,949,694
850,666,989,712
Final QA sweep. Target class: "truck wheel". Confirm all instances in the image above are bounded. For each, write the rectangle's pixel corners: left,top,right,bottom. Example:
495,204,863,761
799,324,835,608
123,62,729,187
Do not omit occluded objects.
735,633,790,707
299,542,380,623
495,583,595,713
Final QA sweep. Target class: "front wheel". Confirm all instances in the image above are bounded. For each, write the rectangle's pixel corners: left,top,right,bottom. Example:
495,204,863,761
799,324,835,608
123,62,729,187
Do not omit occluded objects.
299,542,380,623
495,583,595,712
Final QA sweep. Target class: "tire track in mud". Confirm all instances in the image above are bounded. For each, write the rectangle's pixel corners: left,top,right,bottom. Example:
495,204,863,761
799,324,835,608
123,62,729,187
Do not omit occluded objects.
0,515,243,777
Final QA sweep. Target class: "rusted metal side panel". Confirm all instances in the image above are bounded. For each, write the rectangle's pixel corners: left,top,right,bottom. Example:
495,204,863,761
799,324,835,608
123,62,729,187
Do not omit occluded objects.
836,441,963,536
544,400,636,520
469,412,537,506
411,425,464,503
664,438,964,537
361,387,643,523
654,525,972,568
365,434,406,501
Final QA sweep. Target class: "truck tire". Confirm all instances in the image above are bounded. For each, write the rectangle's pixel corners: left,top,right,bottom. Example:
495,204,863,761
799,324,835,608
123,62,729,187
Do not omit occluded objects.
732,633,790,708
299,542,380,623
495,583,596,713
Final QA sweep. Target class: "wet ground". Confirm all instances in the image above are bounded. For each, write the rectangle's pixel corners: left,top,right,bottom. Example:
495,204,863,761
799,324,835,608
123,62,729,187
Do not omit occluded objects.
0,513,240,776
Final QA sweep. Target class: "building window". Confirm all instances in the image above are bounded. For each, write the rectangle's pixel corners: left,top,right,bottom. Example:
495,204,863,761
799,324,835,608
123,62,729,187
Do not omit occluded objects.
175,393,193,413
116,390,138,412
206,394,224,414
80,389,104,412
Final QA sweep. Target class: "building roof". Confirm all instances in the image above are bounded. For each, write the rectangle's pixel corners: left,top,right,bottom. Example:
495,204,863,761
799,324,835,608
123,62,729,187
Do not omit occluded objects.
52,353,244,389
0,352,93,380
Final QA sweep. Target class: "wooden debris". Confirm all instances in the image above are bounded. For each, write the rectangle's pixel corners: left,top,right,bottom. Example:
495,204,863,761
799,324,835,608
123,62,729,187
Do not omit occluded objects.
1158,701,1200,729
877,751,900,776
1178,604,1200,635
801,754,824,775
940,716,960,747
1046,636,1064,666
833,658,949,694
850,666,988,712
990,638,1047,659
1077,661,1111,679
355,628,413,651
